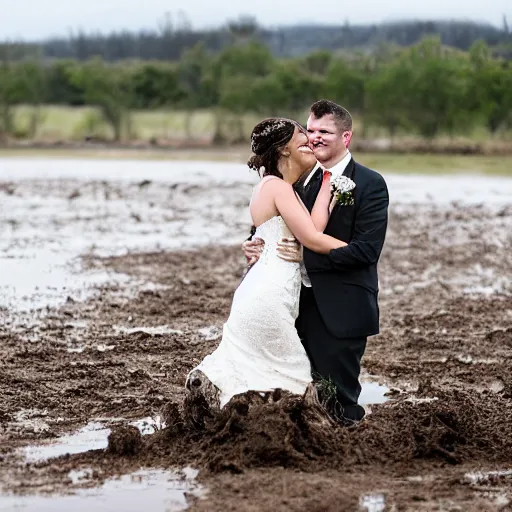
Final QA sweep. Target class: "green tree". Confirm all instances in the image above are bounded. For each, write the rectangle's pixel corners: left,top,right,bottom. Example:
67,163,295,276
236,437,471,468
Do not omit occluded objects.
0,45,27,137
177,43,211,138
468,40,512,134
324,58,366,111
324,58,368,133
404,37,472,139
70,58,135,141
0,62,18,136
45,60,84,105
17,59,48,138
366,61,414,138
301,50,333,76
132,63,184,108
257,60,323,117
215,42,275,142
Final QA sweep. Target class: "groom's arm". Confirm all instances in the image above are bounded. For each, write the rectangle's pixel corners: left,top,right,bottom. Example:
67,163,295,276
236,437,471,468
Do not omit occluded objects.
304,175,389,272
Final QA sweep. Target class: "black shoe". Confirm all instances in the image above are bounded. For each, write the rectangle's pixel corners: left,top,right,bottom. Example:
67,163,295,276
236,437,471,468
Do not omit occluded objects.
314,381,365,427
338,403,366,426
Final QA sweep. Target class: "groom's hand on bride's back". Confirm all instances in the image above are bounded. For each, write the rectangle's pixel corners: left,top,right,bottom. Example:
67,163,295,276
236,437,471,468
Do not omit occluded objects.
277,237,302,263
242,238,265,266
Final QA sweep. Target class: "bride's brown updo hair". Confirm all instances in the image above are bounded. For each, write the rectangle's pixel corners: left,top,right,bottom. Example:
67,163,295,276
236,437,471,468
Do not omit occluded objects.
248,118,299,178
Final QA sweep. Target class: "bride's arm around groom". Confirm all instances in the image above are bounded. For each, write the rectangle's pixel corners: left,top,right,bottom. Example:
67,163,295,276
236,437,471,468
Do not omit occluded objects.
304,165,388,273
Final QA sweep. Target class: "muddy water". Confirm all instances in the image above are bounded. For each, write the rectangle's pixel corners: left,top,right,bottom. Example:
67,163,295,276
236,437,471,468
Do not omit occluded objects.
0,469,202,512
2,419,203,512
1,158,512,511
2,158,511,312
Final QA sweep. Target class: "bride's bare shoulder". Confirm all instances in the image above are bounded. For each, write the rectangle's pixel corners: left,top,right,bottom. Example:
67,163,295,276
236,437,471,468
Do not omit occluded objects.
252,176,291,198
257,176,291,192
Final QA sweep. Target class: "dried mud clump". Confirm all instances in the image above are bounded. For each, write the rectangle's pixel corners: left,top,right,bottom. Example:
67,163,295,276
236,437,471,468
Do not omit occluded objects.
107,425,143,456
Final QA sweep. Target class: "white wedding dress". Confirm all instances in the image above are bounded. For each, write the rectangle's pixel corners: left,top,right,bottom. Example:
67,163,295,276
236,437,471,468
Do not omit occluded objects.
191,216,312,407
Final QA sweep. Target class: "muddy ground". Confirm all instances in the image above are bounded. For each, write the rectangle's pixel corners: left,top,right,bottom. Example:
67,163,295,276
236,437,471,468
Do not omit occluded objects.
1,169,512,511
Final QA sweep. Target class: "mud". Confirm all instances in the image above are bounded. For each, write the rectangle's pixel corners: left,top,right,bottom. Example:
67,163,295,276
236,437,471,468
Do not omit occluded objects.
119,385,512,473
1,167,512,510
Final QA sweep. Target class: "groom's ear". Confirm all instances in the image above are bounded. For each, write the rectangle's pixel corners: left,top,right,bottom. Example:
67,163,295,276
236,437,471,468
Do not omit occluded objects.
343,130,353,148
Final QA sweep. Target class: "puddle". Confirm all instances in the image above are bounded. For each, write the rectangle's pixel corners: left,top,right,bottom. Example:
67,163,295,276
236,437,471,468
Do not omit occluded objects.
404,397,439,404
359,379,390,406
22,421,111,463
360,493,386,512
0,161,254,314
197,325,222,341
0,252,130,311
464,470,512,485
0,469,203,512
113,325,184,336
20,414,169,465
10,417,203,511
68,468,94,484
131,416,166,435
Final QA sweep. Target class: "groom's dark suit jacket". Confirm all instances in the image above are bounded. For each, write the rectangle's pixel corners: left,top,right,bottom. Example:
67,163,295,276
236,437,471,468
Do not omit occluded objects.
296,158,389,339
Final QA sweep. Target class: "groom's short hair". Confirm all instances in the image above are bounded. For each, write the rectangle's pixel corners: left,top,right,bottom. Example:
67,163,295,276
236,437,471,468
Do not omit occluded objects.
310,99,352,132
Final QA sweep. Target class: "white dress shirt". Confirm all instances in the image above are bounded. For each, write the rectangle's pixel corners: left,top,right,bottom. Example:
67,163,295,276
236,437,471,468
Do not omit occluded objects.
303,150,352,187
300,150,352,287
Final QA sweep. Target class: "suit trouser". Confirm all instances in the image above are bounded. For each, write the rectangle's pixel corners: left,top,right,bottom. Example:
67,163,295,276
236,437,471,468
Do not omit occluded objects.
297,286,367,421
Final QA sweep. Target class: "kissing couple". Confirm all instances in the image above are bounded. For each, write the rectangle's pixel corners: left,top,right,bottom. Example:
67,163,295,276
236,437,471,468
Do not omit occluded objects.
186,99,389,425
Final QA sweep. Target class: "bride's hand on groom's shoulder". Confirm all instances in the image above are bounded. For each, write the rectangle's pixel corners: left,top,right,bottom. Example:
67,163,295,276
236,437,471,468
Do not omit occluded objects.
277,237,302,263
242,238,264,266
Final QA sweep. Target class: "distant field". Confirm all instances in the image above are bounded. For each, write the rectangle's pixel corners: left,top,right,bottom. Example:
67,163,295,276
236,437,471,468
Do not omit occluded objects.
357,153,512,176
12,105,511,142
3,106,511,177
12,105,265,141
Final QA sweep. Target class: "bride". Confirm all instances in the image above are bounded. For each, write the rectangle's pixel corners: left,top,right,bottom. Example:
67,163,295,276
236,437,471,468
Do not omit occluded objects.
185,118,346,409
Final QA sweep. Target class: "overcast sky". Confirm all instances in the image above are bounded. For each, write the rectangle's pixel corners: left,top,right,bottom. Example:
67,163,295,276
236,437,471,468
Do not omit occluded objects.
0,0,509,41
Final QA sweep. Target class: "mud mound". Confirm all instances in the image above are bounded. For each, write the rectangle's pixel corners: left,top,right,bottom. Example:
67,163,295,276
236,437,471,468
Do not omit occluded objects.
137,386,512,474
107,425,142,456
145,388,338,473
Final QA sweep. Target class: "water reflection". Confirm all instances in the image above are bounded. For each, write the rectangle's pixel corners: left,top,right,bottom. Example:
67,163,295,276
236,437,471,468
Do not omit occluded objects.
360,493,386,512
22,421,110,463
359,381,390,406
0,469,203,512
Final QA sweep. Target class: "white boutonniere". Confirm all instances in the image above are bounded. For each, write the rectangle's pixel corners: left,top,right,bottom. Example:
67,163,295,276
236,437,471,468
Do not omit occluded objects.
331,175,356,206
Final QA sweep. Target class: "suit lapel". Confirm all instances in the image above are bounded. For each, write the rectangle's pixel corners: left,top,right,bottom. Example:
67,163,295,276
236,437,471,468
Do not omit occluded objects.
325,158,357,237
304,168,323,212
342,157,356,180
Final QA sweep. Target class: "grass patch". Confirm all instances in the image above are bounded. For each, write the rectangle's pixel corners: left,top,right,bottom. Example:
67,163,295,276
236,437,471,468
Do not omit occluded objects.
360,153,512,176
11,106,267,142
2,106,511,177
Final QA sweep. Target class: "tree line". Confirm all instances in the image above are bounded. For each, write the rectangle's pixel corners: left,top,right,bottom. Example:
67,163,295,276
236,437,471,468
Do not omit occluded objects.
0,36,511,142
2,17,512,62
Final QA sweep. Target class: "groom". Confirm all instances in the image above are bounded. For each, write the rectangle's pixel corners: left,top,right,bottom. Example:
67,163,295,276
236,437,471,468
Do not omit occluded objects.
243,100,389,424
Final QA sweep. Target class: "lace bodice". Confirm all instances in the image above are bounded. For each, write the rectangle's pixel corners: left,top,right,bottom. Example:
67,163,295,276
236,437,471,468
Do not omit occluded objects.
254,215,310,286
254,216,298,266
